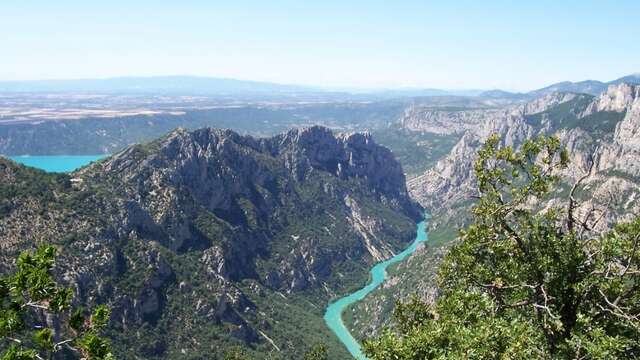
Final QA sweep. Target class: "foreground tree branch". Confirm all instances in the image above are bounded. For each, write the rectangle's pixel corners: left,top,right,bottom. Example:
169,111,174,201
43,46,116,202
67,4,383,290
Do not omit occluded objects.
0,245,115,360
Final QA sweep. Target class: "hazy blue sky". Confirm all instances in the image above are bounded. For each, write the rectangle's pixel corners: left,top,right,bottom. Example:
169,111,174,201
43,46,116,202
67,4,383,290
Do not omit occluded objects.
1,0,638,90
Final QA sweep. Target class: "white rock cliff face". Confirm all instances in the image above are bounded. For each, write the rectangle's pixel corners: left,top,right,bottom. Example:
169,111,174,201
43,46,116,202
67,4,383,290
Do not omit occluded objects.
409,84,640,228
586,83,640,114
400,93,578,136
400,106,501,135
594,84,640,176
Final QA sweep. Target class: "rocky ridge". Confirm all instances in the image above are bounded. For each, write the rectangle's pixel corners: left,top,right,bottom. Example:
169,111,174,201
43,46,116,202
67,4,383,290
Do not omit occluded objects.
400,92,580,136
0,125,422,359
409,84,640,222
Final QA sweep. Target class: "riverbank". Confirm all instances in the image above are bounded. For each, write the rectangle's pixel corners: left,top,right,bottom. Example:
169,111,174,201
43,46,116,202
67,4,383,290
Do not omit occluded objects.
324,221,428,359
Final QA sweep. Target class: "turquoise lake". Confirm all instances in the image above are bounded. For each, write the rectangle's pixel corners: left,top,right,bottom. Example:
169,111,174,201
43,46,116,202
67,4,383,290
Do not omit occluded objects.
7,155,107,173
324,220,428,359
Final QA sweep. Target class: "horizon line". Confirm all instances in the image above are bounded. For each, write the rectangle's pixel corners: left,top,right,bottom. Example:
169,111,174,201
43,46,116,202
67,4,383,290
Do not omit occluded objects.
0,72,637,94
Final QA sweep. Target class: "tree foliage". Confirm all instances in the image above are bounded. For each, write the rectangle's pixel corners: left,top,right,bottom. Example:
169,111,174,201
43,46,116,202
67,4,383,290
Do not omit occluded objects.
222,347,252,360
303,343,328,360
364,135,640,359
0,245,114,360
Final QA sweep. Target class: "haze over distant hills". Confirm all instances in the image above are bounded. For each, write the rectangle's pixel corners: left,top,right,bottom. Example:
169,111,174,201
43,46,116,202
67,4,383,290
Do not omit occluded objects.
1,73,638,98
2,72,640,156
483,73,640,99
0,76,317,96
527,73,640,97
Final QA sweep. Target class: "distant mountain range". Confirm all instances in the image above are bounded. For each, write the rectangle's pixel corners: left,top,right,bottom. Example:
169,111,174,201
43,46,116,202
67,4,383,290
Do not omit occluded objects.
0,73,638,98
481,73,640,99
0,76,317,96
0,76,487,98
0,76,485,100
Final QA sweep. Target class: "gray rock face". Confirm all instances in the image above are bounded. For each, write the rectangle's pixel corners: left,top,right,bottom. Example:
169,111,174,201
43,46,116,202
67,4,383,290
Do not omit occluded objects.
593,84,640,177
0,125,422,358
585,83,640,114
408,133,480,208
400,106,500,135
268,126,411,200
410,84,640,229
91,126,421,284
400,92,579,136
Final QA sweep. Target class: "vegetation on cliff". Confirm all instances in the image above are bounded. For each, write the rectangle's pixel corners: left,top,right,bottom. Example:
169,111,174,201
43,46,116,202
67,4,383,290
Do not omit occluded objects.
365,135,640,359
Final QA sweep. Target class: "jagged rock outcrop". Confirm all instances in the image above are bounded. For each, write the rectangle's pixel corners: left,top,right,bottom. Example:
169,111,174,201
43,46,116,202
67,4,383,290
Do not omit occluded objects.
400,106,501,135
408,93,580,207
400,92,580,137
82,126,421,283
592,84,640,177
410,83,640,229
0,125,421,359
407,133,480,208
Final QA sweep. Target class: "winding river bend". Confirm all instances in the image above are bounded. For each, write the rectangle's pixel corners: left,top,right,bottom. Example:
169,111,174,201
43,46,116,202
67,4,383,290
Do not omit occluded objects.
324,221,428,359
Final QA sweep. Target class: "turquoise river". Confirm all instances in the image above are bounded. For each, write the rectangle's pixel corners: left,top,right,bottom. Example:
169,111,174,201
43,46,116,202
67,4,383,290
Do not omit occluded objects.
324,221,428,359
7,155,428,360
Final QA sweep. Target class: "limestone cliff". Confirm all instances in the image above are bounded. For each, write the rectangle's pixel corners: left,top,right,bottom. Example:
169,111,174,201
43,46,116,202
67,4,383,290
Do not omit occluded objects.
409,84,640,228
0,126,422,359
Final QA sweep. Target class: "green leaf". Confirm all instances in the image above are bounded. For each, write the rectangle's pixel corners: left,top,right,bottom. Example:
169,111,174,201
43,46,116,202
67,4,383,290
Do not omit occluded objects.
33,328,54,351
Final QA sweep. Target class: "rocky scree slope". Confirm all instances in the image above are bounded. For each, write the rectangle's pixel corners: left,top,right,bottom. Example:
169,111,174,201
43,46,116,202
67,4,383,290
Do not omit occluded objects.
0,125,422,359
